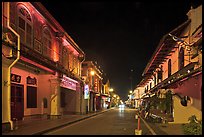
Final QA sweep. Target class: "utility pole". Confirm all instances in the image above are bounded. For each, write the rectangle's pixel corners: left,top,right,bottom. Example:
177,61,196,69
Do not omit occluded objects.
130,69,133,91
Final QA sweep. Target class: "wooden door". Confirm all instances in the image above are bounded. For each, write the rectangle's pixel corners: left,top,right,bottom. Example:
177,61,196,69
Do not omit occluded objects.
11,84,24,121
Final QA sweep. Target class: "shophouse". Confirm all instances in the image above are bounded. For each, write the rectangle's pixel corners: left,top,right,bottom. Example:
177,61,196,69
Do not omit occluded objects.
101,79,111,109
2,2,85,131
133,86,145,109
134,5,202,123
81,61,103,112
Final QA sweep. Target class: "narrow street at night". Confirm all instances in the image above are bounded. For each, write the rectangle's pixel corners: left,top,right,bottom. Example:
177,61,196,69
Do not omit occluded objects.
2,1,202,135
43,107,152,135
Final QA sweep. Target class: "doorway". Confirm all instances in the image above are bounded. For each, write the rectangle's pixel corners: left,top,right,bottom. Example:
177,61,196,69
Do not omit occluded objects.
11,83,24,121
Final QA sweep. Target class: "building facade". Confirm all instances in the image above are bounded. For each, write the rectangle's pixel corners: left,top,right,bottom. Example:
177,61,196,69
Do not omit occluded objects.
2,2,85,131
101,79,111,109
81,61,103,112
133,5,202,123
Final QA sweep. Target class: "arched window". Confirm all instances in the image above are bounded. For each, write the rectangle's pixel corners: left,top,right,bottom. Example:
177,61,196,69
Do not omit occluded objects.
42,28,52,58
179,47,184,70
168,59,172,77
17,5,33,47
157,65,163,83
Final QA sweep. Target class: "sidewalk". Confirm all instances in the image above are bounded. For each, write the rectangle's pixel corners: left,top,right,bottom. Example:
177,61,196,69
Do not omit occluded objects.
138,114,184,135
155,123,184,135
2,108,113,135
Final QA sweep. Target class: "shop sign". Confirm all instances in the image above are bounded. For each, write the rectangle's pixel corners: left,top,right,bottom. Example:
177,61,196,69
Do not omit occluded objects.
84,84,89,99
27,76,37,85
61,74,78,91
11,74,21,83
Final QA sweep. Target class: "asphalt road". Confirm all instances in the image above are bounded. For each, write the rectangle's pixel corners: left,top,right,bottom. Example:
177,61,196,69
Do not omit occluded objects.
44,107,153,135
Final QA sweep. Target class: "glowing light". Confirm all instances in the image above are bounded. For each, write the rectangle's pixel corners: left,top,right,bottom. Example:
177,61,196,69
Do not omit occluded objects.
90,71,95,76
109,88,114,92
52,43,59,62
60,74,78,91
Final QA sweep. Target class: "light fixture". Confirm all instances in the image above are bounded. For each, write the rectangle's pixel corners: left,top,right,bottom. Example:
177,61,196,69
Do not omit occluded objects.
109,88,114,92
90,70,95,76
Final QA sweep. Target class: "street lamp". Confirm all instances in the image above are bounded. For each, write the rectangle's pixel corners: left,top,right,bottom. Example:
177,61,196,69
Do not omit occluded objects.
129,90,132,94
90,70,95,76
109,88,114,92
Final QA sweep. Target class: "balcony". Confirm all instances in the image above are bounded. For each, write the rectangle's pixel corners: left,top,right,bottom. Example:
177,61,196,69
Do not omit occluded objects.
149,62,201,93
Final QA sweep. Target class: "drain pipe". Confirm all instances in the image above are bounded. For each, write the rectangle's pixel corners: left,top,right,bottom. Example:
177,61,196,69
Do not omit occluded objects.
7,2,21,130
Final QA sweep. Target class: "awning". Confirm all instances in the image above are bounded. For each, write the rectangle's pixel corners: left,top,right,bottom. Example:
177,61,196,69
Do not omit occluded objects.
173,72,202,100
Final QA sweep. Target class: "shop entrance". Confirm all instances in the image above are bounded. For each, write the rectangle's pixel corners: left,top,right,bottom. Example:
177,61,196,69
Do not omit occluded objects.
11,83,24,121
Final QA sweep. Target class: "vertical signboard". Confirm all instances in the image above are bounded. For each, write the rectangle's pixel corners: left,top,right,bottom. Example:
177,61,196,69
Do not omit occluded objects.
84,84,89,99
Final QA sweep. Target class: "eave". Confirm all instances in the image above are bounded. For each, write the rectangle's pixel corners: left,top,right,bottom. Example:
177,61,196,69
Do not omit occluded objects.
142,19,191,77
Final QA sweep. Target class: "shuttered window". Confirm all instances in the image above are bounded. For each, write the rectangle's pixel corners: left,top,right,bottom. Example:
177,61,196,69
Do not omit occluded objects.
27,86,37,108
17,6,33,47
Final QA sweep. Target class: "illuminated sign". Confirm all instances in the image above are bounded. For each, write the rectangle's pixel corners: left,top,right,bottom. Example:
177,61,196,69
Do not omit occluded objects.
60,75,78,91
84,84,89,99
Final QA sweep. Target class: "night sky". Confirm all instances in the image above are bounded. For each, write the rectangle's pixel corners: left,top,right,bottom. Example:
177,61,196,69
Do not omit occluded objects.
41,1,202,101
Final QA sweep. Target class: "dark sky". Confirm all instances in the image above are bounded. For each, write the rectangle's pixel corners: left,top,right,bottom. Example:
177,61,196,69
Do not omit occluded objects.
41,1,202,101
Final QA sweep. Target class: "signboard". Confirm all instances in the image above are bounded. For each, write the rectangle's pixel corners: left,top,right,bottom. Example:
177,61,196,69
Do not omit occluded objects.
11,74,21,83
27,76,37,85
84,84,89,99
60,74,78,91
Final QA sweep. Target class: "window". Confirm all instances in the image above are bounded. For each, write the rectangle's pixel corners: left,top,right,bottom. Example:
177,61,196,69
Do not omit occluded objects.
157,65,163,83
153,74,156,85
34,39,42,53
27,86,37,108
42,28,52,58
157,71,162,81
179,47,184,70
168,59,172,77
62,47,68,69
17,5,32,47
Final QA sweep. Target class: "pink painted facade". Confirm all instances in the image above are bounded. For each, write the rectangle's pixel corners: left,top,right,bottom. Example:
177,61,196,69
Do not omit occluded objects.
2,2,85,131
